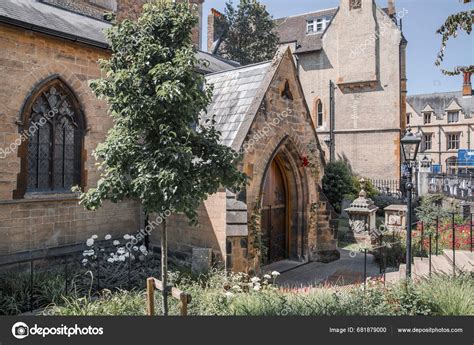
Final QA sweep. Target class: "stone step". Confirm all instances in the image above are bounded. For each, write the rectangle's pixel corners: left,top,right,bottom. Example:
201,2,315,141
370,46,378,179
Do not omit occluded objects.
443,250,474,273
431,255,453,274
413,257,431,278
398,264,406,278
385,271,400,284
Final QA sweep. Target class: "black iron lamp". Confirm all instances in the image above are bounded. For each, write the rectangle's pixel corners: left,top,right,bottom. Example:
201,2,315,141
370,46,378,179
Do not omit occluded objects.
401,128,421,163
400,128,421,279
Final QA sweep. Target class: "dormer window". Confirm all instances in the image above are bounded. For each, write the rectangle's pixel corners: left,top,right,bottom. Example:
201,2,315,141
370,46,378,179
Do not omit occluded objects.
423,112,432,124
447,111,459,123
307,17,330,34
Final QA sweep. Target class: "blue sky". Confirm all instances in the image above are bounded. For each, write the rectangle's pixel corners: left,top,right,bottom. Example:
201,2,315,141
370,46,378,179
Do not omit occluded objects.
202,0,474,95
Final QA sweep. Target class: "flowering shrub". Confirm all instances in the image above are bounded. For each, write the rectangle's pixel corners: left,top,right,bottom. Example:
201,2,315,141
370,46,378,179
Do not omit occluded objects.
82,234,149,268
415,221,472,252
222,271,280,298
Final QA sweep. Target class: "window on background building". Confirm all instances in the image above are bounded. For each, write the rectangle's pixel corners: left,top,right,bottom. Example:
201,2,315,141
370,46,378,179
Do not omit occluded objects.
406,113,411,125
446,156,458,175
307,17,330,33
447,111,459,123
25,79,84,193
422,133,432,151
350,0,362,10
447,133,460,150
316,100,323,127
423,112,432,124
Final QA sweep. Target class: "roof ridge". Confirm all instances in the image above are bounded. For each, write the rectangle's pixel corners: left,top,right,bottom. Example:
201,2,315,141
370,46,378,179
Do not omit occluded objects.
274,7,338,21
205,60,271,77
407,91,462,97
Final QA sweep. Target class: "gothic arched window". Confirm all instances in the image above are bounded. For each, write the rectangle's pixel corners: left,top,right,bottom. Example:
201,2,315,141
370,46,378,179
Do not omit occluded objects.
314,99,323,127
18,78,84,195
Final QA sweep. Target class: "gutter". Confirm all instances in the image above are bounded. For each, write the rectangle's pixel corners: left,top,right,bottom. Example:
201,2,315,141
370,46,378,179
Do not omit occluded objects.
0,16,110,50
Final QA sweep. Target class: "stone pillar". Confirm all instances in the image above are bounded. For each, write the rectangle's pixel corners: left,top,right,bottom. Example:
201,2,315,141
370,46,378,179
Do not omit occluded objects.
344,178,379,244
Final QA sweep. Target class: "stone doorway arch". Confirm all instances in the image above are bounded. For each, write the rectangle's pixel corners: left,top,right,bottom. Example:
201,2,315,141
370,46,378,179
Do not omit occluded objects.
259,137,310,264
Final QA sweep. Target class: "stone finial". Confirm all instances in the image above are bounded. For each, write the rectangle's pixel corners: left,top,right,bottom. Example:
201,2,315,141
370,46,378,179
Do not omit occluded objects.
359,177,367,198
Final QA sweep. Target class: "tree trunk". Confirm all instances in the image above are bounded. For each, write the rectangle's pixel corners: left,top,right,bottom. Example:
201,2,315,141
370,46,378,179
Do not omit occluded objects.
161,218,169,316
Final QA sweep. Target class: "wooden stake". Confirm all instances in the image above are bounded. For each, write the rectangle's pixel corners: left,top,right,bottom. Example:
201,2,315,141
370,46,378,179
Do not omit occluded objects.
146,277,155,316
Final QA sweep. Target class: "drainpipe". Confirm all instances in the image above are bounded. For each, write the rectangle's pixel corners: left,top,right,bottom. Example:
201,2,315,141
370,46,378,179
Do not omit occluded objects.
468,124,471,150
329,80,336,162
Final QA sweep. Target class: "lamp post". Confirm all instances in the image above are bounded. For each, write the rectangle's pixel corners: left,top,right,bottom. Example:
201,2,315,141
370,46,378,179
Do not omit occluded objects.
400,128,421,279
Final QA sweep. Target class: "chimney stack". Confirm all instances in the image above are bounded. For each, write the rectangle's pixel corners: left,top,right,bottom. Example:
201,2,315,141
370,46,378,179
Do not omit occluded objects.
207,8,226,54
463,72,472,96
387,0,395,16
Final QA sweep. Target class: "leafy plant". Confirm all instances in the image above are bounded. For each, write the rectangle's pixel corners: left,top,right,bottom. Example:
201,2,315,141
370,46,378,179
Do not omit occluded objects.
322,161,353,213
218,0,279,65
78,1,247,315
435,1,473,75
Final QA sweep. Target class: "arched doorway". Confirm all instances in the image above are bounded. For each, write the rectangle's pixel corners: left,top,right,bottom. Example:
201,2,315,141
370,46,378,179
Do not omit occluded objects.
261,157,289,264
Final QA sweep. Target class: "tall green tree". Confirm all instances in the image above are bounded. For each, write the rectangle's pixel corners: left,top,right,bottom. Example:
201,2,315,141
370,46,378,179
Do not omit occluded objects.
219,0,279,65
435,0,473,75
79,1,246,315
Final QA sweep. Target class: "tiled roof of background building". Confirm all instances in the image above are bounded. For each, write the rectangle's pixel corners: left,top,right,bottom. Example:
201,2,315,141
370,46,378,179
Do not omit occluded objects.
274,8,337,54
407,92,473,119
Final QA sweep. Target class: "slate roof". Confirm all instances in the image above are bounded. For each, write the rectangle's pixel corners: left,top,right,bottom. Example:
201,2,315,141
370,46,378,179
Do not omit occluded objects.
0,0,238,72
0,0,110,48
203,61,273,149
274,8,338,54
407,92,473,119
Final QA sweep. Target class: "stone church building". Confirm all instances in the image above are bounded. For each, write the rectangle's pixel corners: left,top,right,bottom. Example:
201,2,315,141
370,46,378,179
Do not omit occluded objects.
0,0,337,272
271,0,407,180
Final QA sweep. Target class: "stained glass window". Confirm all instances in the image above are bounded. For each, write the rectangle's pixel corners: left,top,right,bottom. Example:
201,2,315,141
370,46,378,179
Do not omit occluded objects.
26,82,83,192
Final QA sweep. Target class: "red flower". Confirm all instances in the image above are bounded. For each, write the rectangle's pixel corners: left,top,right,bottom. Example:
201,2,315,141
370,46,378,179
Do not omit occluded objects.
301,156,309,167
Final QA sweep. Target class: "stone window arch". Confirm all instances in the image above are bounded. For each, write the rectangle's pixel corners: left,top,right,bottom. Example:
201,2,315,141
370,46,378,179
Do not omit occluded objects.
314,98,323,127
14,77,85,198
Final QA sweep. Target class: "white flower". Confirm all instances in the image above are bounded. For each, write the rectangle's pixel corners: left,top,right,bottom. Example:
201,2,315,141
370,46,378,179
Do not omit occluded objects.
123,234,131,240
92,234,98,239
139,245,148,255
86,238,94,247
253,284,261,291
263,274,271,280
107,258,115,263
132,246,139,252
250,277,260,283
113,240,120,246
82,258,88,265
271,271,280,277
118,255,126,262
231,285,242,292
117,247,126,255
83,249,94,257
105,234,112,240
225,291,234,298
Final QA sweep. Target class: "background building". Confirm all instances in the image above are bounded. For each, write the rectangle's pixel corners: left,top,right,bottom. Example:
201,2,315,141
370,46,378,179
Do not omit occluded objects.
270,0,406,180
406,73,474,174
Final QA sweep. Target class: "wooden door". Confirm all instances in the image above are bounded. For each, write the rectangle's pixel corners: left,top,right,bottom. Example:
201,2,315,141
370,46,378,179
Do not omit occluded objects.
261,159,288,264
